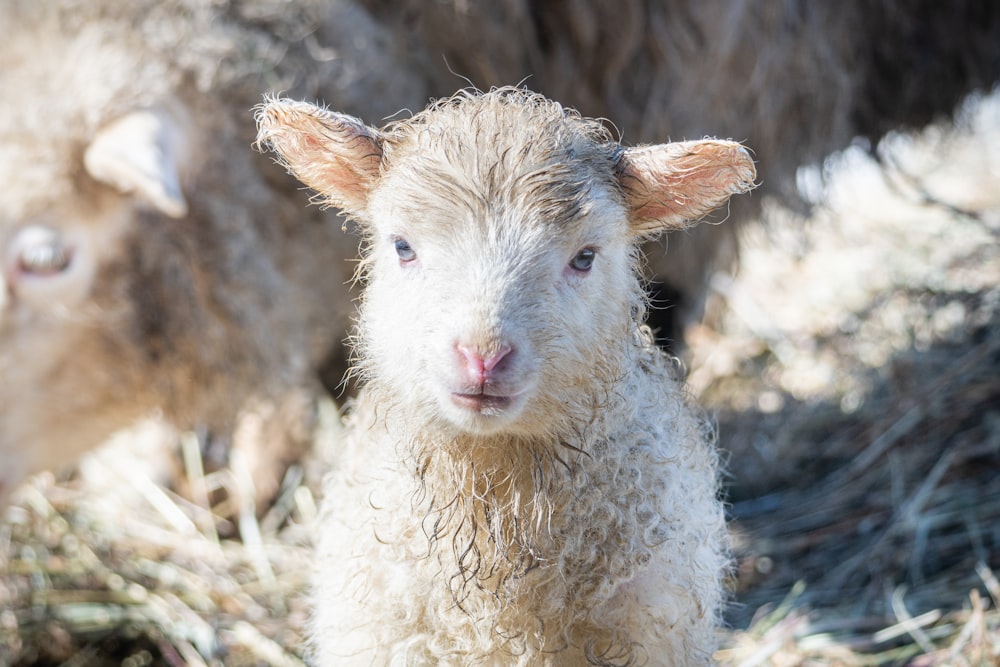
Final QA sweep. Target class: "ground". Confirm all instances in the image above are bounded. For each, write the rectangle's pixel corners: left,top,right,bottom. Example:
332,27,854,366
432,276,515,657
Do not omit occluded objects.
1,92,998,666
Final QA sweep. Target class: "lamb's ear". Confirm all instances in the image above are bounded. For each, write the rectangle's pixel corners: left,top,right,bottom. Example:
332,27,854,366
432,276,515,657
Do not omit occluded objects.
618,139,756,236
255,98,383,215
84,108,190,218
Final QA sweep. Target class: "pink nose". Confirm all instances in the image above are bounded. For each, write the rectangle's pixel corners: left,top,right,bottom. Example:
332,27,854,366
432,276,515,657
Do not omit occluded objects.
456,343,513,383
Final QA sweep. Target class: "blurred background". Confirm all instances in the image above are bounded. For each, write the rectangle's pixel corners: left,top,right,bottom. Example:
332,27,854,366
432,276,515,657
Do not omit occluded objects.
1,1,998,664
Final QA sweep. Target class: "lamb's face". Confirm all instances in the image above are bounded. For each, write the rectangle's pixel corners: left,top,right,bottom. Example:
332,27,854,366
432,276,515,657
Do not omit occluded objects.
255,89,757,439
361,149,636,436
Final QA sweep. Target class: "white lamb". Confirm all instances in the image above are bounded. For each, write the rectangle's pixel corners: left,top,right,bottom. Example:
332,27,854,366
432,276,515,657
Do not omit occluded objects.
257,88,755,665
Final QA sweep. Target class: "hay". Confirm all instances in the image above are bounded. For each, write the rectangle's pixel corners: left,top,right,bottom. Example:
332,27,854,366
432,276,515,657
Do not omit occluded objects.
698,91,1000,664
0,415,323,666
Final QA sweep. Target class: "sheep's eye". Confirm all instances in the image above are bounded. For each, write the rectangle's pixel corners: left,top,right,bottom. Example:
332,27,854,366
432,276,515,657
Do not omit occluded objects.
394,238,416,263
16,228,73,276
569,247,596,272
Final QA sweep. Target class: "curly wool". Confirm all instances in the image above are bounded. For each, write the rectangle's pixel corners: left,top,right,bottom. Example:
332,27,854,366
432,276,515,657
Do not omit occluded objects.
314,331,727,666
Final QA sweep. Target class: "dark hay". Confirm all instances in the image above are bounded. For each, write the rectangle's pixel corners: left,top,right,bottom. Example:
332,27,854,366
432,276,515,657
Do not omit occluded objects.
699,93,1000,664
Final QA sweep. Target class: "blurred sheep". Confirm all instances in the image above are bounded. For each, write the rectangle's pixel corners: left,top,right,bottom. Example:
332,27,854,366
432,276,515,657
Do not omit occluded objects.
0,0,427,511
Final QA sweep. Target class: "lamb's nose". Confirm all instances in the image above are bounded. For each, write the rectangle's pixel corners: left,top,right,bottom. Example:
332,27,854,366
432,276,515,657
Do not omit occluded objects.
456,343,513,383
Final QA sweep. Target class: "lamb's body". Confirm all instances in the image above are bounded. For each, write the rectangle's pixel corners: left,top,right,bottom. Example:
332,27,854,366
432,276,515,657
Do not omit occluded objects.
318,344,723,664
258,89,755,664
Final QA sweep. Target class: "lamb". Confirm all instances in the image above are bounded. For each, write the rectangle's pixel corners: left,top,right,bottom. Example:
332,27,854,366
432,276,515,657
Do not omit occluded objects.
0,0,426,511
257,88,756,665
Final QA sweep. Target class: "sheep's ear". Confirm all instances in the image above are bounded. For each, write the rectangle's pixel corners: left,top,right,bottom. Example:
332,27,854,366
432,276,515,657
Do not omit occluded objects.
618,139,756,236
255,98,383,215
84,108,189,218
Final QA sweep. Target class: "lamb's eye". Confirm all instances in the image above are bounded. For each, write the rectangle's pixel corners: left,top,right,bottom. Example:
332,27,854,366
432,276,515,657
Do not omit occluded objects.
394,238,416,263
16,227,73,276
569,247,596,272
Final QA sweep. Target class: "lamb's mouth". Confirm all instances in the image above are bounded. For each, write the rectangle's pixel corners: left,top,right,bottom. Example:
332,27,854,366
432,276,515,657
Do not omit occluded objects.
450,391,517,415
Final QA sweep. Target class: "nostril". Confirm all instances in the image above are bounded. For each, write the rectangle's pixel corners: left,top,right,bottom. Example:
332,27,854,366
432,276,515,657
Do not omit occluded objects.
482,345,512,373
456,343,514,379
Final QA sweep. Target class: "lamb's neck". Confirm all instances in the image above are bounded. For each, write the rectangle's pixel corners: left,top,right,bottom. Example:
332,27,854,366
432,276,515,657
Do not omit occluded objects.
407,429,579,507
401,429,574,602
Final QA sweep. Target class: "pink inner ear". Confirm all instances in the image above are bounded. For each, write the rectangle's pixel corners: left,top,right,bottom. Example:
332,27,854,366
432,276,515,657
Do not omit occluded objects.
256,99,383,215
621,140,756,234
